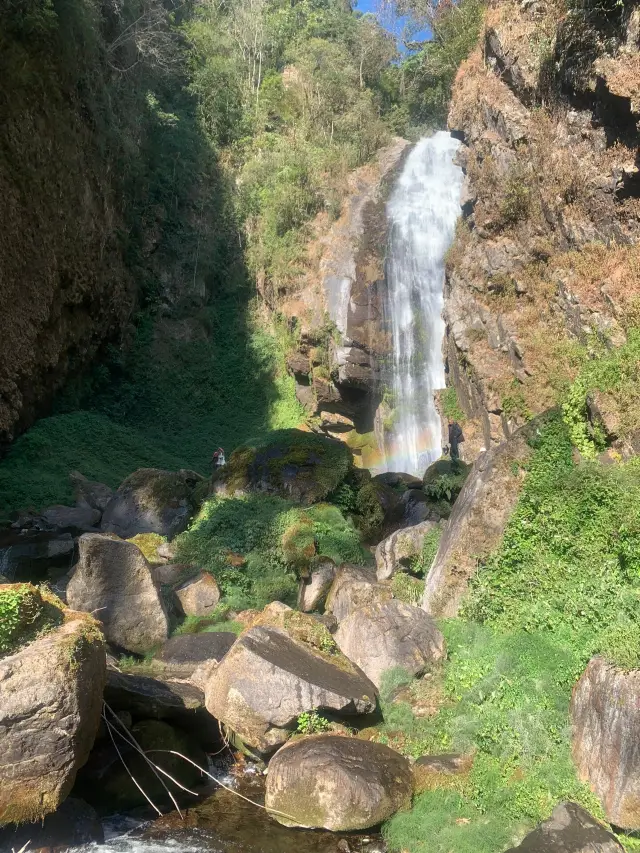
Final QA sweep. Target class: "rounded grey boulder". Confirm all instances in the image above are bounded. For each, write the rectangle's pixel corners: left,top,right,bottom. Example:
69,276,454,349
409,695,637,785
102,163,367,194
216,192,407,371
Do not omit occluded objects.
265,734,413,830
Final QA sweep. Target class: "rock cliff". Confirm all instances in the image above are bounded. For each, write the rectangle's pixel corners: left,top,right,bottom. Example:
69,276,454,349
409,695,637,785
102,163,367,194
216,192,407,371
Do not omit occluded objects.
280,138,410,466
443,0,640,457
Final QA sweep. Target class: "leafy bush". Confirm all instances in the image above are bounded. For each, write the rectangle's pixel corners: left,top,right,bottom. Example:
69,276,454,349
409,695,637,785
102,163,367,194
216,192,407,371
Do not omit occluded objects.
391,571,424,605
0,585,63,656
296,711,331,734
440,386,465,423
175,495,365,611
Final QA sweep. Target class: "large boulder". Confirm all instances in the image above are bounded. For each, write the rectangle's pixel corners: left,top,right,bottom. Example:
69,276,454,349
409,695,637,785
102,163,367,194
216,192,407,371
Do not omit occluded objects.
375,520,440,581
297,557,336,612
67,533,169,654
422,418,541,617
212,429,351,506
174,571,221,617
265,734,413,830
204,626,378,754
101,468,204,539
334,599,446,688
154,632,237,678
570,657,640,829
70,470,114,513
0,606,106,825
505,802,624,852
39,504,102,533
325,563,390,622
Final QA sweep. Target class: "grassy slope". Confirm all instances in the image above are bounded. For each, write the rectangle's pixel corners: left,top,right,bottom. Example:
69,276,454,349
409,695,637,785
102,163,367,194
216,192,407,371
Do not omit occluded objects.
0,298,304,517
381,412,640,852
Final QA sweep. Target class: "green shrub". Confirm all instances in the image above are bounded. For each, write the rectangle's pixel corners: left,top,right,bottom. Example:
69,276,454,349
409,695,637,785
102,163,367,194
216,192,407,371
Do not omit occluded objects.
175,495,365,611
391,571,424,605
0,585,63,656
411,526,442,576
441,386,465,423
296,711,331,734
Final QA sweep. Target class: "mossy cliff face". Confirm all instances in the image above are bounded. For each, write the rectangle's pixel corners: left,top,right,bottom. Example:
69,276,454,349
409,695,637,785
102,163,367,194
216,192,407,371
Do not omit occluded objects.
443,0,640,457
0,0,224,448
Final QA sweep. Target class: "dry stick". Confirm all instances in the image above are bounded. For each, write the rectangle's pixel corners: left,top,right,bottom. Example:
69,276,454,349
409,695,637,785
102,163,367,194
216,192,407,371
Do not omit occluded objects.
146,750,300,824
103,703,195,815
103,712,163,817
104,705,200,798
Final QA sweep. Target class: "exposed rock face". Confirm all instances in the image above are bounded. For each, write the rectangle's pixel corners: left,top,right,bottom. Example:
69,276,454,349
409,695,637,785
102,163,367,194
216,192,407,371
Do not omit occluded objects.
265,734,413,830
297,557,336,612
213,429,351,506
375,520,440,581
101,468,204,540
40,504,102,532
505,802,624,852
174,571,221,617
278,140,410,462
67,533,169,654
0,614,106,825
154,632,237,678
570,657,640,829
422,417,539,617
204,626,378,754
334,600,446,688
325,563,391,622
442,0,640,454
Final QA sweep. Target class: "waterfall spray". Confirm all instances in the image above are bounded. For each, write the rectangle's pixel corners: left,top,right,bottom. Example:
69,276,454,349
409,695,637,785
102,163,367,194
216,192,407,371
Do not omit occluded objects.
380,132,463,477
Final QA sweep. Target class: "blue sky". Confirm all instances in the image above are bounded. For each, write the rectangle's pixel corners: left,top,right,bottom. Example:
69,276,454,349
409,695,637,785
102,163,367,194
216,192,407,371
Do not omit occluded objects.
354,0,431,46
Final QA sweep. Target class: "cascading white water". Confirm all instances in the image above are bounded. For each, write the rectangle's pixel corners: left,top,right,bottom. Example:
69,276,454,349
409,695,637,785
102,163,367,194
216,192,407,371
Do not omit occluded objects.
381,132,463,477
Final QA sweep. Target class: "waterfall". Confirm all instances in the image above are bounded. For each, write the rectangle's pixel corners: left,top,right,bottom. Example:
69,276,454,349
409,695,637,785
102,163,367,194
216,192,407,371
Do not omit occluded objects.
380,132,463,477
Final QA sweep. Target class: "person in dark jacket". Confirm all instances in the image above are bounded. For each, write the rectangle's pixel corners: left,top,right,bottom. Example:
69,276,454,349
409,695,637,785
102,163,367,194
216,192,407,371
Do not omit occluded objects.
447,420,464,461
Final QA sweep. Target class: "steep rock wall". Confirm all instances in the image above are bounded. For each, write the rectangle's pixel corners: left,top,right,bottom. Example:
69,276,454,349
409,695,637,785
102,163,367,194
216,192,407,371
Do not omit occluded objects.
443,0,640,458
281,138,410,466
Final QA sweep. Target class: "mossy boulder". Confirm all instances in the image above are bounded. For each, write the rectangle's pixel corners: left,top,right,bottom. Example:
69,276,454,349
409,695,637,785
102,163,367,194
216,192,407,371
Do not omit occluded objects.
354,480,403,542
213,429,352,506
422,458,471,503
265,734,413,830
0,583,62,655
0,598,106,825
101,468,205,539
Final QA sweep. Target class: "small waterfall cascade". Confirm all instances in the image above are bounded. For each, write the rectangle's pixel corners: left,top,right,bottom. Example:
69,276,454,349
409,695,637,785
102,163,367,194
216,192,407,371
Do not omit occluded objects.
380,132,463,477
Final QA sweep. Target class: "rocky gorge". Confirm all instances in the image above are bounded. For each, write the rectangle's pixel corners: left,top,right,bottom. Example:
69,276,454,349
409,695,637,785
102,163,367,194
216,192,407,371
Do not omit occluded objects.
1,0,640,851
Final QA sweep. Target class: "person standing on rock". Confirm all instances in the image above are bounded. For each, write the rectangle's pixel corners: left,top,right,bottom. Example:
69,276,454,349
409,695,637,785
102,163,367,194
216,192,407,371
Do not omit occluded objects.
211,447,226,472
447,420,464,461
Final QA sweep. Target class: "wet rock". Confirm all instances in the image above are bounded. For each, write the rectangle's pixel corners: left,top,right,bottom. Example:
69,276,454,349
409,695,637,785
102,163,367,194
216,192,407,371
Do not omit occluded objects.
0,612,106,825
334,599,446,688
0,797,104,852
401,489,438,526
204,626,378,754
265,734,413,830
174,571,221,617
505,801,624,852
154,632,237,678
103,668,218,743
297,557,336,612
570,657,640,829
373,472,423,490
325,564,390,622
375,520,440,581
101,468,204,539
422,416,543,617
67,533,169,654
213,429,351,506
40,504,102,533
70,470,114,513
0,531,74,582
